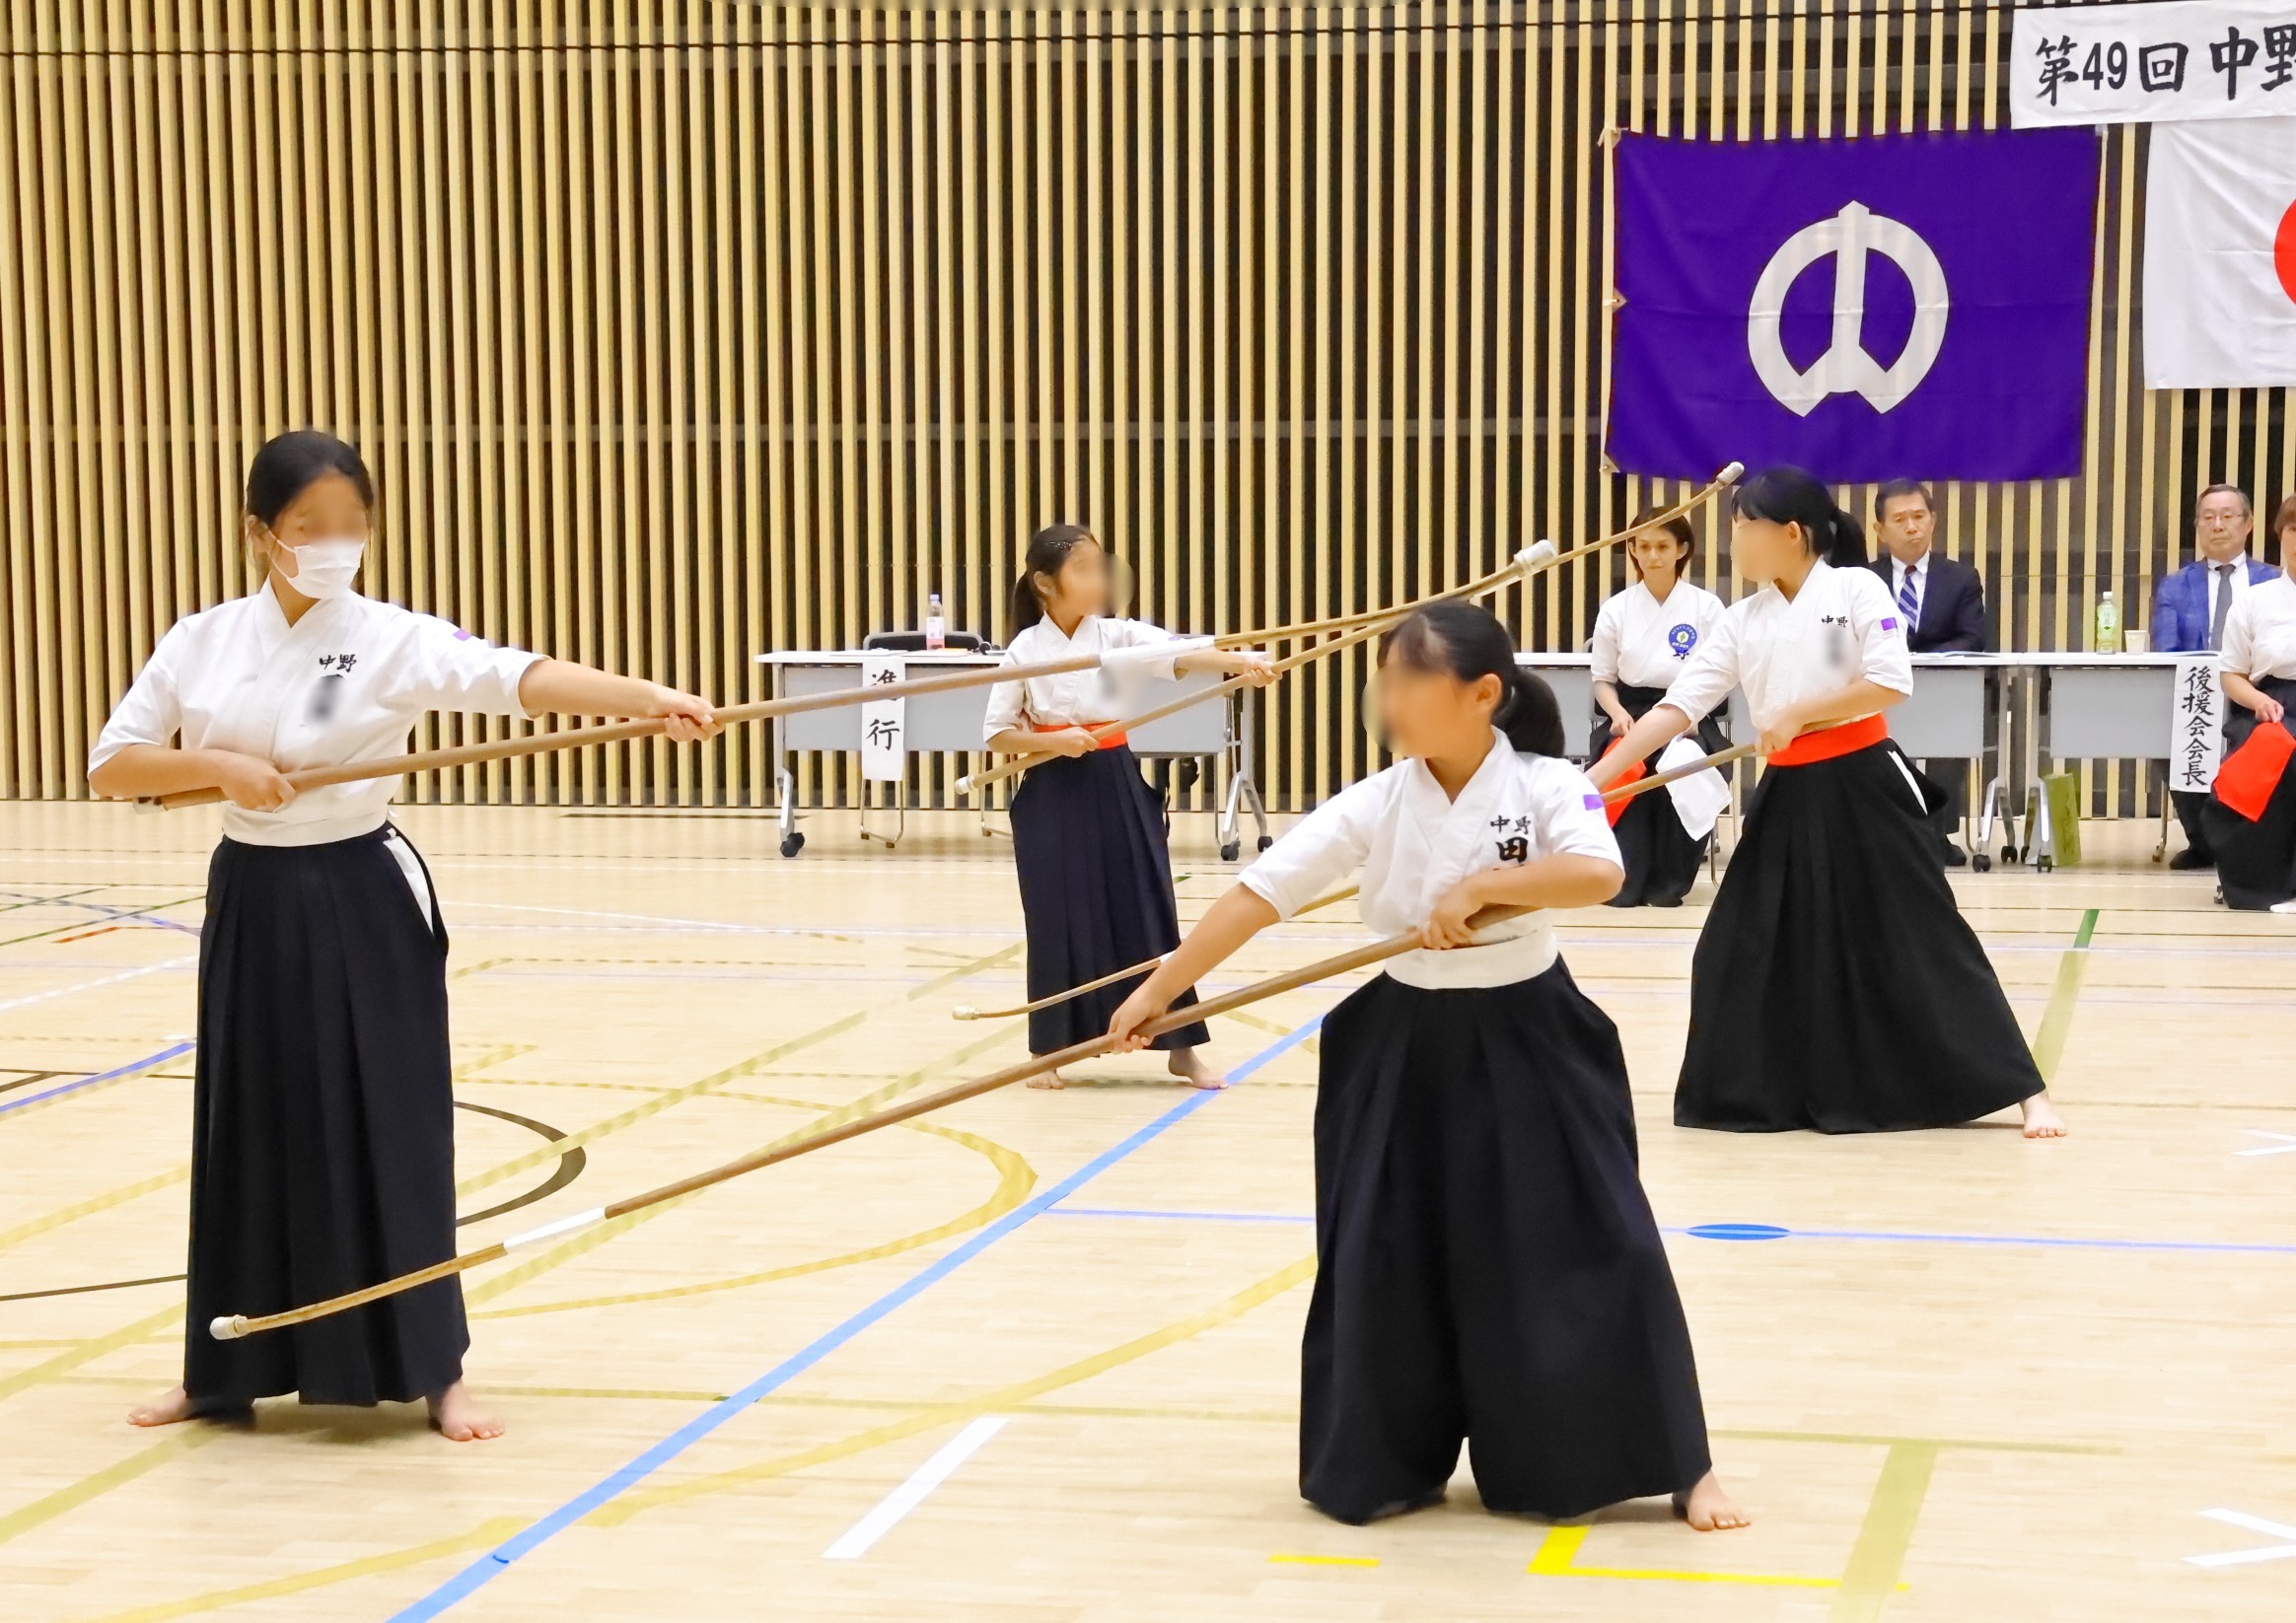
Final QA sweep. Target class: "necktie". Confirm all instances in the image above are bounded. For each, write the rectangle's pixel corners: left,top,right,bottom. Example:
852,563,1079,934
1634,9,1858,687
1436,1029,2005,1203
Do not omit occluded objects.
2209,563,2236,651
1898,563,1920,625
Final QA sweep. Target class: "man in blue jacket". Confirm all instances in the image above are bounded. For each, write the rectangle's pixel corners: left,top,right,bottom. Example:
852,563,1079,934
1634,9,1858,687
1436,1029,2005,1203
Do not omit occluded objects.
2154,484,2280,869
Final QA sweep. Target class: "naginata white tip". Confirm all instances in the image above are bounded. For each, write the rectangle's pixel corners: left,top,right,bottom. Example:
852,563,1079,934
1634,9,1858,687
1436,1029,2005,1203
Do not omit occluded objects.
1717,460,1745,484
951,1005,979,1020
208,1315,246,1341
1520,538,1558,567
954,775,976,794
502,1206,607,1252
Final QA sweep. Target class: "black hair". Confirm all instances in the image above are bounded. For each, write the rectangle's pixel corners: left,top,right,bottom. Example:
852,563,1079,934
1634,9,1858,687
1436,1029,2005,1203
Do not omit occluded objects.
1624,503,1695,579
1378,600,1565,757
1009,523,1100,633
244,429,375,528
2196,481,2252,520
1731,464,1867,567
1872,477,1935,520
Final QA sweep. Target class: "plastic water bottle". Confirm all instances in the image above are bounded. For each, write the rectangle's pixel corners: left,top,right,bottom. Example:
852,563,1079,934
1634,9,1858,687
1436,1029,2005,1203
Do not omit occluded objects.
2093,590,2120,655
924,591,946,651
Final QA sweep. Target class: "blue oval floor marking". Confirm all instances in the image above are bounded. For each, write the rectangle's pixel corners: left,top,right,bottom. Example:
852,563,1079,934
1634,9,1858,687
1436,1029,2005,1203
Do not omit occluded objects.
1660,1224,2296,1256
391,1013,1327,1621
1685,1222,1790,1241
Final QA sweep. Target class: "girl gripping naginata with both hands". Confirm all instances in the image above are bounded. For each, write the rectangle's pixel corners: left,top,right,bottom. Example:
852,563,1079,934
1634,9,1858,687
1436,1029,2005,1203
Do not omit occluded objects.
1108,601,1744,1532
1587,466,2066,1140
982,524,1274,1089
91,431,723,1439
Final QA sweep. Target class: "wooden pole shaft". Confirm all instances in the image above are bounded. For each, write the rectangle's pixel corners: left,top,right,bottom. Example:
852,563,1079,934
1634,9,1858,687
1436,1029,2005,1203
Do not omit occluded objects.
950,740,1748,1023
210,897,1540,1343
165,466,1741,816
146,653,1107,811
205,740,1758,1341
962,459,1741,799
959,575,1463,799
1610,741,1756,800
952,882,1366,1022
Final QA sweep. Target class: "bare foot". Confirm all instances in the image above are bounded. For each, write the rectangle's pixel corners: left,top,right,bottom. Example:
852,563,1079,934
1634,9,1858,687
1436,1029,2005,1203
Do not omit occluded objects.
1028,1068,1068,1091
2021,1094,2068,1139
1167,1047,1228,1091
127,1385,198,1428
428,1380,504,1442
1674,1471,1750,1531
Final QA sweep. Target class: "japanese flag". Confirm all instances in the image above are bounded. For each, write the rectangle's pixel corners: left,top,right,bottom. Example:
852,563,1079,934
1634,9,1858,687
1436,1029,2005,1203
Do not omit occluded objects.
2144,117,2296,388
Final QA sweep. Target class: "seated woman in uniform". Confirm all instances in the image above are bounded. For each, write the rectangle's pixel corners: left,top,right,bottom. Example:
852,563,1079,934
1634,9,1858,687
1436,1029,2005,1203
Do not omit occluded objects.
1589,506,1728,906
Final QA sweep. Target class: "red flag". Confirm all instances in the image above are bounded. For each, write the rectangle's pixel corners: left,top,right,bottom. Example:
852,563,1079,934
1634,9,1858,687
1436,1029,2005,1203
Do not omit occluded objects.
1598,740,1648,826
2212,721,2296,823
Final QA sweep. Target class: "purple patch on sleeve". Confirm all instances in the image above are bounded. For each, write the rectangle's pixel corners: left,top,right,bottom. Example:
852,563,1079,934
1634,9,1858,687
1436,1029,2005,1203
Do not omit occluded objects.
454,627,475,640
1879,616,1900,631
1582,793,1604,811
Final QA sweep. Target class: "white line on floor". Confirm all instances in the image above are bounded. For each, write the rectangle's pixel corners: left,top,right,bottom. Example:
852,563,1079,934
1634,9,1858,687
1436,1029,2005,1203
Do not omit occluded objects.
822,1416,1009,1561
0,954,196,1015
2187,1507,2296,1567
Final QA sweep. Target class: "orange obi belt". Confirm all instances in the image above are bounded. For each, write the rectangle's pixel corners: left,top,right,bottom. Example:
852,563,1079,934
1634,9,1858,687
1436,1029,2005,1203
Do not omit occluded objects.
1766,712,1888,767
1029,720,1130,750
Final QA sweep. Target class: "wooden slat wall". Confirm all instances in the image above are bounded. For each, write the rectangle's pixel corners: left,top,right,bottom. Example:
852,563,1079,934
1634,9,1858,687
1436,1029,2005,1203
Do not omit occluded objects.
0,2,2282,812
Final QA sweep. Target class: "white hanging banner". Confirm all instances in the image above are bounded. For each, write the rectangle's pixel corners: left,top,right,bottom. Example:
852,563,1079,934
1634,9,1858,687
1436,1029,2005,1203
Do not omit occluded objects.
859,655,907,783
2170,656,2228,794
2013,0,2296,127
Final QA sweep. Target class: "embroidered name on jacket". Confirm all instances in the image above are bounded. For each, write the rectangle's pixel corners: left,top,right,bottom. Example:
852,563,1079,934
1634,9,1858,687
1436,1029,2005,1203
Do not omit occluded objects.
308,653,359,723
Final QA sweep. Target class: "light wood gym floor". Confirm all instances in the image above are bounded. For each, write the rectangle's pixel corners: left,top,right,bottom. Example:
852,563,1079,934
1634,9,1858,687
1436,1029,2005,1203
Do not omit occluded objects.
2,799,2292,1623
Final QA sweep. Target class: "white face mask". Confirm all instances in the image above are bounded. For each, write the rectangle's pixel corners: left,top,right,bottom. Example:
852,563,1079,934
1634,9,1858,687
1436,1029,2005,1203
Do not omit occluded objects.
276,535,366,600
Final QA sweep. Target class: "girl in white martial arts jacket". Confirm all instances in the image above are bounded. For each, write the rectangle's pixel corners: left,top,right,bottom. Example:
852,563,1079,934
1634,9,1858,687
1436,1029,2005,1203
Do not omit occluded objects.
90,430,721,1441
1588,465,2064,1140
1107,601,1745,1533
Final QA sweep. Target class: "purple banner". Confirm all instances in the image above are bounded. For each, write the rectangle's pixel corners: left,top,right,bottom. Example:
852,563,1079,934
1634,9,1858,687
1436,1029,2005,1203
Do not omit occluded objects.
1606,129,2099,483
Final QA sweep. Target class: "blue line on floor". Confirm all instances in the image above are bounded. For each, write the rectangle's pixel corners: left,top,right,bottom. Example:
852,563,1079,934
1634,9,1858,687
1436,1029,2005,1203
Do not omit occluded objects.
1670,1224,2296,1256
0,1041,195,1118
0,888,201,936
1049,1206,1315,1225
390,1014,1327,1621
1042,1207,2296,1257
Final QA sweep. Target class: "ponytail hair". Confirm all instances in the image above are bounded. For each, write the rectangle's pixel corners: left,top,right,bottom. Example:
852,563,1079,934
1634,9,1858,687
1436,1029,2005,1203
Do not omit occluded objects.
1379,600,1566,757
1731,464,1867,568
1009,523,1101,633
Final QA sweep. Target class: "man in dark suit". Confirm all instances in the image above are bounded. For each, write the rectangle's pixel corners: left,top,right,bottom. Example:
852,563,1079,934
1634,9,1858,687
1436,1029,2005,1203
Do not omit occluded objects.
1869,478,1987,653
1869,479,1986,864
2153,483,2281,870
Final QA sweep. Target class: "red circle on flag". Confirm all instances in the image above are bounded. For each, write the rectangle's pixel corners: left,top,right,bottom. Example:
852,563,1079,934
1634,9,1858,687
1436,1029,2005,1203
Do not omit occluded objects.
2277,200,2296,306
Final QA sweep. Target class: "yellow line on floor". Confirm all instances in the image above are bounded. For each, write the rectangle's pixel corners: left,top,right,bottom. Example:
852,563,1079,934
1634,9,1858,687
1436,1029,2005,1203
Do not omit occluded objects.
67,1518,534,1623
589,1253,1321,1524
1527,1524,1882,1590
0,1047,535,1259
474,1104,1036,1317
1270,1552,1379,1567
0,1429,221,1548
452,1008,872,1199
464,1021,1028,1308
1830,1441,1939,1623
2029,907,2101,1087
0,1165,190,1255
62,1257,1322,1621
0,1305,186,1404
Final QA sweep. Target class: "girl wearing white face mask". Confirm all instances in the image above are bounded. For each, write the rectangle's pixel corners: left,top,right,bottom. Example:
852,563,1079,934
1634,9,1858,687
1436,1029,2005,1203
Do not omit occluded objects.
89,429,722,1443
